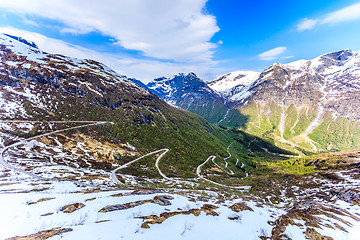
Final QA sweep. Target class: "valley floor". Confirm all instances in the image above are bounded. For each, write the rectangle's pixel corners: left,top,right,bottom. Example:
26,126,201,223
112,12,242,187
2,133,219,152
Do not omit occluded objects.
0,121,360,239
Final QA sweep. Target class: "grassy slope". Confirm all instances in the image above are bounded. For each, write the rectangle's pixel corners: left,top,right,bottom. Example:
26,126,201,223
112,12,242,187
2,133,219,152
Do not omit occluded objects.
17,84,262,179
178,100,227,124
221,100,360,153
309,115,360,151
265,149,360,175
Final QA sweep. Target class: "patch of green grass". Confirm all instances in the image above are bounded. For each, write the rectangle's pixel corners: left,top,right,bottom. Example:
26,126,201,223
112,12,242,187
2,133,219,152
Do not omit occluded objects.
265,158,316,175
284,104,298,139
309,115,360,151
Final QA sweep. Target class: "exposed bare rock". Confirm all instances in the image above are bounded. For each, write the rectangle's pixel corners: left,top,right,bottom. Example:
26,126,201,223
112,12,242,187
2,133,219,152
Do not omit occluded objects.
99,203,131,212
85,197,96,202
139,203,219,228
109,192,123,197
99,195,174,213
126,190,164,196
60,203,85,213
304,227,334,240
153,195,174,206
27,197,55,205
40,212,54,217
270,201,358,239
201,204,219,216
7,228,72,240
230,202,254,212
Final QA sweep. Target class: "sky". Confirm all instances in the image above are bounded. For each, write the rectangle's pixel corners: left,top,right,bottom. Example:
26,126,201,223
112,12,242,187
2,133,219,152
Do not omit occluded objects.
0,0,360,83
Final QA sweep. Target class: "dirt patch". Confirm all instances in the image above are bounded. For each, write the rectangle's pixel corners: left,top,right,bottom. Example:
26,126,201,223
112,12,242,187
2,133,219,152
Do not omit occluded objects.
61,133,139,163
0,182,15,186
304,227,333,240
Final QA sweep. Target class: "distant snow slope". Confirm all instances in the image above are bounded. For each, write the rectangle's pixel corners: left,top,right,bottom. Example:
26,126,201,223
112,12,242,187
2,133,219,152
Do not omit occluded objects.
0,33,154,119
208,71,259,93
147,73,227,123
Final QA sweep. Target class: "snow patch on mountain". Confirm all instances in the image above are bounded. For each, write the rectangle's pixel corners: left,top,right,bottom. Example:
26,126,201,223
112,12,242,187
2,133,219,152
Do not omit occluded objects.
147,72,221,103
227,81,254,103
208,71,259,93
0,33,136,88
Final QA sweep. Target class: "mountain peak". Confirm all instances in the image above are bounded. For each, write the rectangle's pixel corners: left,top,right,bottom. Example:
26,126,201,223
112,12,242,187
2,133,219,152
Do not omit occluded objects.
153,77,167,82
3,33,39,49
208,70,259,93
320,49,355,62
187,72,198,78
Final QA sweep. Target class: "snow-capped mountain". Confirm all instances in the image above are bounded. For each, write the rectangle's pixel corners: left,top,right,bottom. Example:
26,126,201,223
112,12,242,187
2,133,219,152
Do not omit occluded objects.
0,32,243,169
147,73,227,123
4,33,39,49
148,73,219,102
148,49,360,152
221,49,360,152
0,33,159,120
237,49,360,117
2,34,360,240
208,70,259,96
146,71,260,123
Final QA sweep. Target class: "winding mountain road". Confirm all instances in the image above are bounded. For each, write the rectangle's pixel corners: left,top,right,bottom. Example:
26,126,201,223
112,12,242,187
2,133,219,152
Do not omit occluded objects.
209,142,236,176
0,121,108,181
196,155,251,190
110,148,169,184
1,120,251,190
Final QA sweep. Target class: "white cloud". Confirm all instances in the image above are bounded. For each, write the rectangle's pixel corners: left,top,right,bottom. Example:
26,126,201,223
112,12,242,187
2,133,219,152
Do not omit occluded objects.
258,47,287,61
21,16,40,27
322,2,360,25
0,27,223,83
0,0,219,63
297,2,360,32
296,18,318,31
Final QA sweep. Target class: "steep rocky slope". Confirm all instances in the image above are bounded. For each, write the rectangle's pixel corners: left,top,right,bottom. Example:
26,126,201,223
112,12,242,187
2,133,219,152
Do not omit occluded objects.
1,34,360,240
222,50,360,152
147,73,227,123
208,70,259,100
148,50,360,153
0,33,247,178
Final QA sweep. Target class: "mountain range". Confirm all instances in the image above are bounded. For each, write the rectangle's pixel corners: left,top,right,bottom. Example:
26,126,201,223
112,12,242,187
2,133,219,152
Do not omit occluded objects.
0,33,289,179
1,33,360,240
148,49,360,153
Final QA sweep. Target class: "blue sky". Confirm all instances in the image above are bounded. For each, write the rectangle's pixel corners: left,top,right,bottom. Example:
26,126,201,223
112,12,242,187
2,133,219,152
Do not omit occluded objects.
0,0,360,82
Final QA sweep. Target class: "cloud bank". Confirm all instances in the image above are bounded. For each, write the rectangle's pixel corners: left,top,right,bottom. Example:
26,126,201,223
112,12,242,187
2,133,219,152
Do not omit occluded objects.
0,0,219,63
297,2,360,31
0,27,223,83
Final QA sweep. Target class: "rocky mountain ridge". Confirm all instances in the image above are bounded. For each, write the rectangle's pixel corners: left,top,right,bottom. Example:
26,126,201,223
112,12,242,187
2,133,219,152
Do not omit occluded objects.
0,33,253,178
226,49,360,152
147,49,360,152
147,72,227,123
0,33,157,120
1,33,360,240
208,70,259,101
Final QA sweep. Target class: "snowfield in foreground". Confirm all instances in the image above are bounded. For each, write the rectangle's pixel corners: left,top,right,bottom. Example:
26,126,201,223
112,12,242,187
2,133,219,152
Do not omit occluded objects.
0,121,360,239
1,159,360,239
0,168,281,240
